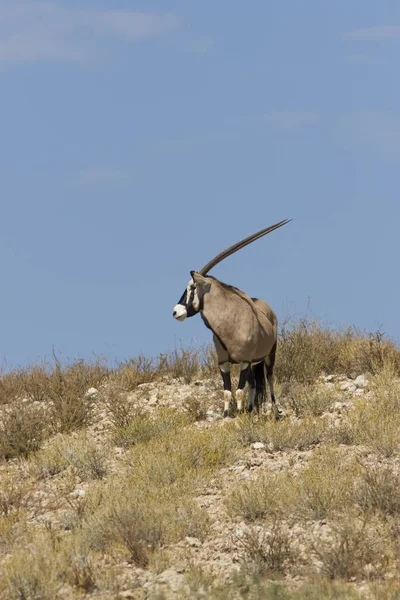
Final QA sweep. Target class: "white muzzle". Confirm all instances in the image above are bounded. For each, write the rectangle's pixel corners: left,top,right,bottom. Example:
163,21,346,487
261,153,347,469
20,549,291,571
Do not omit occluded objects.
173,304,187,321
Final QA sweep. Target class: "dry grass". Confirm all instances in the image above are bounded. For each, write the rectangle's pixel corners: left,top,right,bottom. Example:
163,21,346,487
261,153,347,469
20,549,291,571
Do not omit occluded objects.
30,433,111,481
0,321,400,597
112,407,192,447
285,383,338,417
275,319,400,383
0,401,49,459
225,471,295,522
295,445,360,520
235,414,326,451
239,519,295,575
313,515,392,580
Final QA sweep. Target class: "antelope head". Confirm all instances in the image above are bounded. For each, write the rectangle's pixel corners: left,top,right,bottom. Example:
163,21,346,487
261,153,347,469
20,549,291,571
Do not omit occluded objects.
172,219,291,321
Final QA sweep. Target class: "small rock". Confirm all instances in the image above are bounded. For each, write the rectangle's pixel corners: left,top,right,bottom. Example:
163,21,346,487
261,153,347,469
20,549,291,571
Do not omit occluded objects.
354,374,368,388
251,442,265,450
85,387,98,398
71,489,86,498
340,381,357,393
185,536,202,548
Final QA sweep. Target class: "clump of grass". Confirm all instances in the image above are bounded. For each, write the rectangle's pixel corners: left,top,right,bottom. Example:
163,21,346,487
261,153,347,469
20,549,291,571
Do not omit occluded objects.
111,355,157,391
275,319,350,384
113,407,192,448
178,575,364,600
87,425,236,566
336,398,400,459
183,393,212,421
0,401,49,459
0,371,24,405
30,433,111,481
295,445,359,520
159,346,201,383
45,358,106,433
275,319,400,384
102,384,138,428
235,415,326,451
0,474,30,517
239,520,295,576
286,383,337,417
0,529,98,599
339,329,400,376
356,463,400,519
225,471,295,522
313,515,392,580
87,476,210,566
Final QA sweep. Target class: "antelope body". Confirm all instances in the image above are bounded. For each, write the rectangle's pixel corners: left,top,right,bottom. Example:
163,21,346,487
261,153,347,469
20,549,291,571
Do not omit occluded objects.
173,220,291,417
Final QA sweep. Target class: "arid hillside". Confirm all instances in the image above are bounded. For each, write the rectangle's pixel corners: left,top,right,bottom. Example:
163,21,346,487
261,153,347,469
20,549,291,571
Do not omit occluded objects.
1,322,400,599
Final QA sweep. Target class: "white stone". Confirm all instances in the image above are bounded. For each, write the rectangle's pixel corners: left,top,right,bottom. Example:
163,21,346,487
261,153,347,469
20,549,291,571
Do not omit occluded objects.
340,381,357,393
185,536,202,547
354,375,368,388
71,488,86,498
251,442,265,450
85,387,98,398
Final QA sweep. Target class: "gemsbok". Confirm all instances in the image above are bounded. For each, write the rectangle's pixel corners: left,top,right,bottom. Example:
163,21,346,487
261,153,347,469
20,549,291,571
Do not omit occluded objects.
172,219,291,418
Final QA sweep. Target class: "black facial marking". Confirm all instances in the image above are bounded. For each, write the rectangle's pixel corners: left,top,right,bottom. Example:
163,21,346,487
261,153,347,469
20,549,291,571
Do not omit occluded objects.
178,290,187,305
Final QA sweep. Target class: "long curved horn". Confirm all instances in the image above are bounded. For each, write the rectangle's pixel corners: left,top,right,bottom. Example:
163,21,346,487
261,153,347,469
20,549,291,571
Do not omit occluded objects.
198,219,292,275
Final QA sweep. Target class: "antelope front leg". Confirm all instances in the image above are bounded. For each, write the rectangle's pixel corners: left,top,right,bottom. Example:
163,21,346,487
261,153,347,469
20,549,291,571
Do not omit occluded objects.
219,362,231,418
236,362,250,413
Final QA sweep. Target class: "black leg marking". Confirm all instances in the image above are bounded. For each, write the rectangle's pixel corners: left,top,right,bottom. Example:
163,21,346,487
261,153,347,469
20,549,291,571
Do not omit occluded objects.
238,365,250,390
246,367,255,413
221,371,231,392
219,363,231,418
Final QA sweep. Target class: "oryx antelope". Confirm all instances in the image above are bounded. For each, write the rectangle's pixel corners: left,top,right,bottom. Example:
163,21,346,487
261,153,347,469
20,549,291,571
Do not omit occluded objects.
172,219,291,418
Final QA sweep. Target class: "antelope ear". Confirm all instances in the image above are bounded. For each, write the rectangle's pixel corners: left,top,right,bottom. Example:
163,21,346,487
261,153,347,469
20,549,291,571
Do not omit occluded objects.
191,271,211,294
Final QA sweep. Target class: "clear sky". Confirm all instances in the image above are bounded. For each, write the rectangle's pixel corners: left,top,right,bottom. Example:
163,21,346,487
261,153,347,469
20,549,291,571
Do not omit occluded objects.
1,1,399,368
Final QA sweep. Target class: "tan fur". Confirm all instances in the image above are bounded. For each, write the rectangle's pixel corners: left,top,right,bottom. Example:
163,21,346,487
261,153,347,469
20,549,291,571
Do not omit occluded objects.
200,278,277,364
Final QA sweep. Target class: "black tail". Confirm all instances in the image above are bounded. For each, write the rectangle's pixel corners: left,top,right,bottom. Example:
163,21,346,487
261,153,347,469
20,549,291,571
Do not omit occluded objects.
252,361,267,409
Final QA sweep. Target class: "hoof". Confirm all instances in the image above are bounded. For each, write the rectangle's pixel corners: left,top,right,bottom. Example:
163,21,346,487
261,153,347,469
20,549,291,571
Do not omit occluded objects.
273,407,284,421
223,410,229,418
247,406,254,414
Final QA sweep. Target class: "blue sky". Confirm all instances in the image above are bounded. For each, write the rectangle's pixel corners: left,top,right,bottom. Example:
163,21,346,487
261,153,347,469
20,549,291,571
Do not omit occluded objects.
1,1,399,368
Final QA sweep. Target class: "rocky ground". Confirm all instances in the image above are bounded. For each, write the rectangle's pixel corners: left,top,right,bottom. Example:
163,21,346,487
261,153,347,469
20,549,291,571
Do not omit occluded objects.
1,367,400,599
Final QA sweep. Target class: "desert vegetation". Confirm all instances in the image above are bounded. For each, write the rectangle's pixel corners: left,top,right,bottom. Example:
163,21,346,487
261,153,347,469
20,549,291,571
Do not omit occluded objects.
1,321,400,598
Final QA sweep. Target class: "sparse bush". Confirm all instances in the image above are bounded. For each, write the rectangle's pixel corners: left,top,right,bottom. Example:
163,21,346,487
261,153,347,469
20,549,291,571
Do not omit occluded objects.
341,397,400,458
159,346,201,383
225,471,295,522
240,520,295,575
275,319,400,384
356,464,400,518
113,407,191,448
0,401,48,459
0,372,24,405
313,515,391,580
235,414,326,451
103,384,137,428
275,319,349,383
112,355,157,390
0,474,30,517
88,482,209,567
45,358,105,433
30,433,111,481
295,445,359,520
183,393,211,421
286,383,337,417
